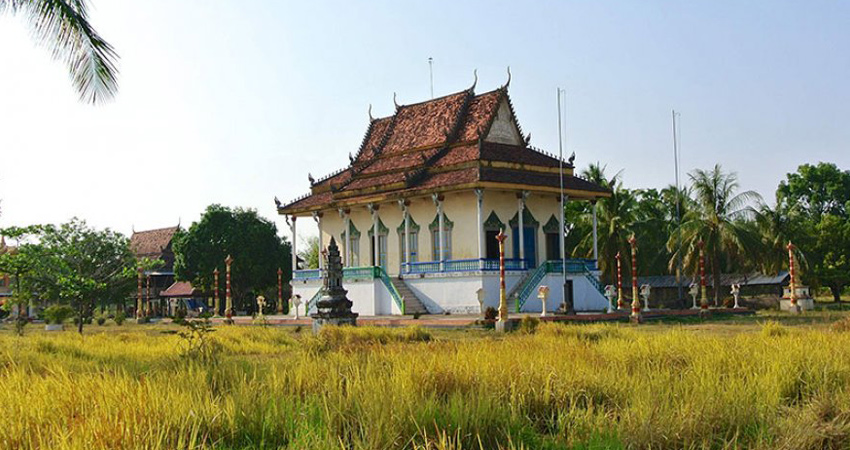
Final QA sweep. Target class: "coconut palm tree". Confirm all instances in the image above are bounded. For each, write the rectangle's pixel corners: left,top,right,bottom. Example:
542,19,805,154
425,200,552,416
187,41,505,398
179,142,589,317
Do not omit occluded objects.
572,165,638,285
668,165,762,305
1,0,118,104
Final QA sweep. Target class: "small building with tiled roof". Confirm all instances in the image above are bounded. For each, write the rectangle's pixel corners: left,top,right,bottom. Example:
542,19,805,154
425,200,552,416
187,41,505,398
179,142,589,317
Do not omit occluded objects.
130,226,180,315
278,80,610,315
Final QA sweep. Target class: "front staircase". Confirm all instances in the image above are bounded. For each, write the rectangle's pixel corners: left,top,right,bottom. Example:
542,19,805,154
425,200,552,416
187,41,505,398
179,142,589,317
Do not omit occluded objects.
391,278,429,315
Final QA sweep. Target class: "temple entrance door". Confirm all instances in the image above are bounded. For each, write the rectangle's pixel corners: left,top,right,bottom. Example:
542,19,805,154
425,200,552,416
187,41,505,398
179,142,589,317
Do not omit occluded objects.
545,232,560,261
512,226,537,269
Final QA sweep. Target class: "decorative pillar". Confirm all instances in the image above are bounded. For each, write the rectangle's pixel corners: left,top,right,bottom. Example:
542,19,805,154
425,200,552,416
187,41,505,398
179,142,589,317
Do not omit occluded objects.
313,212,324,269
432,194,445,271
517,192,526,268
787,241,800,313
277,268,284,314
368,203,380,268
629,236,641,320
616,252,625,309
591,200,599,262
288,216,297,272
225,254,234,320
496,230,508,331
402,201,411,273
136,267,144,319
339,209,351,267
698,240,708,312
213,267,220,316
475,189,484,269
145,274,151,317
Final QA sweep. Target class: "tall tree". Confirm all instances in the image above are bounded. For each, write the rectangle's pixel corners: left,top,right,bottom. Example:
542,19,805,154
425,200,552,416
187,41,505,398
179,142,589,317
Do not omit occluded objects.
777,162,850,219
668,165,761,305
5,219,136,333
1,0,118,103
173,205,292,315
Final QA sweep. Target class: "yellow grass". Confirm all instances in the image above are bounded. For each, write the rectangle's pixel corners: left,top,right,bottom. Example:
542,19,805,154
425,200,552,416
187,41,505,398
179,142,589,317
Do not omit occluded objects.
1,320,850,449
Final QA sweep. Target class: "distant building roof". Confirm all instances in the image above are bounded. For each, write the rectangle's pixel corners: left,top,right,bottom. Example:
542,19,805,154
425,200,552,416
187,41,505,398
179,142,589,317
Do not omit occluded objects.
160,281,199,298
638,272,790,288
130,226,178,263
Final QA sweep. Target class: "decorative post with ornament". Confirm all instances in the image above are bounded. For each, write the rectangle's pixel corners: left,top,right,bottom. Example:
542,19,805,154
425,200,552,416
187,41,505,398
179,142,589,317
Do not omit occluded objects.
787,241,801,314
277,268,284,314
698,240,709,315
629,236,642,323
213,267,220,316
145,274,152,317
538,285,550,317
225,255,234,320
136,267,144,320
616,252,625,310
495,230,511,332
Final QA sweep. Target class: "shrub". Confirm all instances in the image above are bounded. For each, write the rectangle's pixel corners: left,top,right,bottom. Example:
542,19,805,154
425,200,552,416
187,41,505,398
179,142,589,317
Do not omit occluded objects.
519,316,540,334
113,311,126,326
96,316,107,326
42,305,75,325
484,306,497,321
831,317,850,333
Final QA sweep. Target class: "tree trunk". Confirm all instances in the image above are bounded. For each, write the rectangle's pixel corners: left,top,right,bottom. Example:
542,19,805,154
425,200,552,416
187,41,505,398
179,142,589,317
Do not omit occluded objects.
77,302,85,334
831,285,842,302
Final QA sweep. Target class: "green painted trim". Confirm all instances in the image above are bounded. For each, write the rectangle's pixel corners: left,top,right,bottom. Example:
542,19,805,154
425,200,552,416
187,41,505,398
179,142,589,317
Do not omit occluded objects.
428,213,454,231
509,209,539,229
543,215,560,234
396,216,421,234
483,211,505,230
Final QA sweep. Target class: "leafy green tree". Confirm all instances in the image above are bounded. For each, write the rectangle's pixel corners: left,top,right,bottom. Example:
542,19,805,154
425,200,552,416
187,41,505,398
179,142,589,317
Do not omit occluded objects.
5,219,136,333
668,165,761,305
298,236,320,270
1,0,118,104
173,205,292,315
777,162,850,219
812,214,850,301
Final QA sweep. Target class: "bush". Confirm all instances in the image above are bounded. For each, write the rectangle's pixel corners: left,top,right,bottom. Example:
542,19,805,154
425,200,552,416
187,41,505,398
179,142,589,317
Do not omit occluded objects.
96,316,107,326
519,316,540,334
113,311,126,326
42,305,75,325
484,307,497,321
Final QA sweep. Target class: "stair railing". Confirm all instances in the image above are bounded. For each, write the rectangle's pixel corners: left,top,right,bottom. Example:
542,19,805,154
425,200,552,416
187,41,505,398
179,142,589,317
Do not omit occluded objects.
376,266,406,314
305,289,323,314
514,263,549,312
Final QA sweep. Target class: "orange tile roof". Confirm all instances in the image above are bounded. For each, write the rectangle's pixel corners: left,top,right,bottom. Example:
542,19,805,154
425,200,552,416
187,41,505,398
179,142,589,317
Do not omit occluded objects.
280,85,607,214
130,226,178,258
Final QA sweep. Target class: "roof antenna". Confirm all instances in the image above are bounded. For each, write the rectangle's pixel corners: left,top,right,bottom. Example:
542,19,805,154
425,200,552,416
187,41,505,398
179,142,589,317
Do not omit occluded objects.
470,69,478,91
428,57,434,99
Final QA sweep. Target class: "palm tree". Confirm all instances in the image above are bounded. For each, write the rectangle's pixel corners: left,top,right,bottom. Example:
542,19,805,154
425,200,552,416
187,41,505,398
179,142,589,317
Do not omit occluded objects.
572,165,638,285
1,0,118,104
753,202,806,275
668,165,762,305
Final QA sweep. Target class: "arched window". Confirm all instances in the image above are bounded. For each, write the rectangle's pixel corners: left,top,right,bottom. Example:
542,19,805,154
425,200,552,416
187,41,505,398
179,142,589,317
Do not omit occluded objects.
429,213,453,261
483,211,505,259
367,217,389,269
509,209,539,268
340,221,360,266
396,217,420,265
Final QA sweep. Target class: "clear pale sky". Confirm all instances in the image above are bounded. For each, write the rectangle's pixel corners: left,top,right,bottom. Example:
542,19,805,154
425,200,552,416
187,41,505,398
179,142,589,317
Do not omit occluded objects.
1,1,848,239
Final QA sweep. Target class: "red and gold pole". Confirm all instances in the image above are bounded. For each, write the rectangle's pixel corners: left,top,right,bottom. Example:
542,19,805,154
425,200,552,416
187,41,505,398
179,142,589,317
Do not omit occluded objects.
213,267,220,316
137,267,144,319
145,274,151,317
616,252,624,309
225,255,234,320
787,241,798,308
629,236,641,318
698,240,708,311
277,267,284,315
496,230,508,326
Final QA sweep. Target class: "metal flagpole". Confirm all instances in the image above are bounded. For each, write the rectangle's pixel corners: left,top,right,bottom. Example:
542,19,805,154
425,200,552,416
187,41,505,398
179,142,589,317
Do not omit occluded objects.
673,110,684,303
558,88,568,313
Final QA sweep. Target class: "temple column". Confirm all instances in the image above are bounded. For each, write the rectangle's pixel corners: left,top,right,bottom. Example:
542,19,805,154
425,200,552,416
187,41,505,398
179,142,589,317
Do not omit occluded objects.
475,189,484,269
592,200,599,263
433,194,445,271
368,203,380,268
313,212,324,269
517,192,527,268
288,216,297,272
339,208,351,267
399,200,410,274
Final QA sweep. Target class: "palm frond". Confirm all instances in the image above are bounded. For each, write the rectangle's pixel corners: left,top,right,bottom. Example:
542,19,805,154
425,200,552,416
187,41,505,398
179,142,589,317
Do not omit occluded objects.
14,0,118,104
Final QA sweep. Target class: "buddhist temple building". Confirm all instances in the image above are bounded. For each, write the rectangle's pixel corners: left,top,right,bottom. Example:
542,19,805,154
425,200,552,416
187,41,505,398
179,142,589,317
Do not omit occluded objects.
129,226,179,313
277,80,610,315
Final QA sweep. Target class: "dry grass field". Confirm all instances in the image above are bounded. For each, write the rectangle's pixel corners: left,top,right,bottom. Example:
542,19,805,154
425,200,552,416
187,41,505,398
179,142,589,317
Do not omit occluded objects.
1,311,850,449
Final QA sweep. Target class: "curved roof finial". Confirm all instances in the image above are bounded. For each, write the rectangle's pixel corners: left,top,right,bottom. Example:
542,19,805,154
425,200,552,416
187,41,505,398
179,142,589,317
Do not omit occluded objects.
393,92,400,109
470,69,478,91
368,104,374,122
503,66,512,89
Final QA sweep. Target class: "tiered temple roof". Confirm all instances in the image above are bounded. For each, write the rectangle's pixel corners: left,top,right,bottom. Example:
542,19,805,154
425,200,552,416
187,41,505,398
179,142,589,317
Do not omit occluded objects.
130,226,179,270
279,84,609,215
